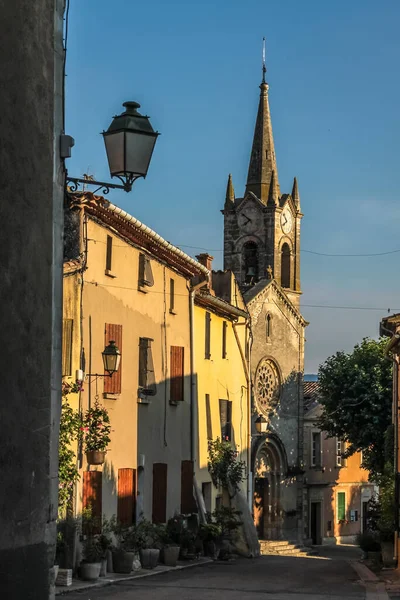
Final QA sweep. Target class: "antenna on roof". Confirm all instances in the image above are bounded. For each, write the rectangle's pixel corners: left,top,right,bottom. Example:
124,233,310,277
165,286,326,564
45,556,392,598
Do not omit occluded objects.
262,37,267,83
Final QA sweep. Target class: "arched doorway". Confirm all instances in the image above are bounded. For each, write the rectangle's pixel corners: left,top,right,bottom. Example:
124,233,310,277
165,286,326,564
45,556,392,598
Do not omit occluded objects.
253,436,286,540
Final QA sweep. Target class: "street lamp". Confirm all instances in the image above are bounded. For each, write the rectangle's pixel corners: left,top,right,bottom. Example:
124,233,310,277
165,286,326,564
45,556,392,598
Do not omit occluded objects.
102,340,121,377
255,414,268,434
66,101,159,194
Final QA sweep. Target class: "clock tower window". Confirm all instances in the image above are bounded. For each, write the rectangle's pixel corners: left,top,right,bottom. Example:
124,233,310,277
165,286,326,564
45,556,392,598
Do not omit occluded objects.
281,243,291,289
243,241,259,285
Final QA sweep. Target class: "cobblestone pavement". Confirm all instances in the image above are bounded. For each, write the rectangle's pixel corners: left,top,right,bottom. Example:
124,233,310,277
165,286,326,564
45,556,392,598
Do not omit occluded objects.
62,547,367,600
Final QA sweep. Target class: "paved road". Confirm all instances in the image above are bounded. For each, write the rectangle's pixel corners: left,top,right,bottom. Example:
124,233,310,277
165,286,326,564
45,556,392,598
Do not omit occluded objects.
64,546,367,600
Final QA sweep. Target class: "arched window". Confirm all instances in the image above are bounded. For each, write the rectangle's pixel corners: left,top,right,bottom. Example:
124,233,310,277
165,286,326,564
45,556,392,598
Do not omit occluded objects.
281,243,291,288
243,241,259,284
266,313,272,340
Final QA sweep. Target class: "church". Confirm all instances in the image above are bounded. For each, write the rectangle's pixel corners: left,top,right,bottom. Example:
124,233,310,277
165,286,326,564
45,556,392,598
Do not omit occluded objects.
221,62,308,542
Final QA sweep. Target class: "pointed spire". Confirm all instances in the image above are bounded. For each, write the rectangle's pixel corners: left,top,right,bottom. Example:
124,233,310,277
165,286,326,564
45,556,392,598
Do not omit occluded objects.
225,173,235,206
267,170,278,206
245,43,280,205
292,176,300,210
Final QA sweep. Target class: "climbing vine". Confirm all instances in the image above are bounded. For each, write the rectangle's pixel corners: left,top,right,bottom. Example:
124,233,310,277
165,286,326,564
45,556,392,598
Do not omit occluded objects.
58,381,81,517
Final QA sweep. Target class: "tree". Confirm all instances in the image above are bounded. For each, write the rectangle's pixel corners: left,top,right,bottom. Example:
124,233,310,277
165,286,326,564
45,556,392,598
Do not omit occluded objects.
316,337,392,481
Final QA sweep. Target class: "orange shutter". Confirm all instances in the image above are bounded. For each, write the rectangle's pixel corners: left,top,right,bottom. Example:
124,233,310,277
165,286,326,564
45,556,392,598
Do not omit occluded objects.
82,471,102,533
62,319,73,377
117,468,136,526
152,463,167,523
104,323,122,394
181,460,197,514
170,346,184,402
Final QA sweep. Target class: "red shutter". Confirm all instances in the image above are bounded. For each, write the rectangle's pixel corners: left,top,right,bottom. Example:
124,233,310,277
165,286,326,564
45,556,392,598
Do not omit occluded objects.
181,460,197,514
82,471,102,533
152,463,167,523
117,468,136,526
104,323,122,394
170,346,184,402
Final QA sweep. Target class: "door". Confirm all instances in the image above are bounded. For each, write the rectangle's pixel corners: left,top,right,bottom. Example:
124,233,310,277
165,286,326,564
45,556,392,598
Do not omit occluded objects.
362,501,369,532
310,502,321,545
254,478,268,538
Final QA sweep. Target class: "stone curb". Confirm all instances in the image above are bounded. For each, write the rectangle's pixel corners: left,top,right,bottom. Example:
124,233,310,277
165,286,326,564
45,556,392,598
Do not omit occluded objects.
56,557,212,596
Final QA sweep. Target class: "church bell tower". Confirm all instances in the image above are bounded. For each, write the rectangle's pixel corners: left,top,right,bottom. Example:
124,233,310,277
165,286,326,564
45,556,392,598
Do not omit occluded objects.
222,55,303,307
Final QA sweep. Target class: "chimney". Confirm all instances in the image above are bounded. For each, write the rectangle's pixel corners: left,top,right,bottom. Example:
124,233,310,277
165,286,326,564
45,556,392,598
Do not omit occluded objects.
196,253,214,293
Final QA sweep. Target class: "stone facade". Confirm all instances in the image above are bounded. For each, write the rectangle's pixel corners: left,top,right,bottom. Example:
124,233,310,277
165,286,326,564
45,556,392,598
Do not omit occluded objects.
221,72,307,541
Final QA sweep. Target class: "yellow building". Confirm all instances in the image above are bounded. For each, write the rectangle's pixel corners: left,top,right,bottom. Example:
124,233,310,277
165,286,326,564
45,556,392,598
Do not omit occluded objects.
62,192,208,524
193,258,251,512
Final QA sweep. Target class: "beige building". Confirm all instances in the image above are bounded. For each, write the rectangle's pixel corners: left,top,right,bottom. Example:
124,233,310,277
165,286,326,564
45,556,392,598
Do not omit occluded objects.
63,192,209,525
303,381,375,545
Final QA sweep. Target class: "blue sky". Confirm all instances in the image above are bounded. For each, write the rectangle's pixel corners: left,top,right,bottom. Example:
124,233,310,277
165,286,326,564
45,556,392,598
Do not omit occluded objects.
66,0,400,372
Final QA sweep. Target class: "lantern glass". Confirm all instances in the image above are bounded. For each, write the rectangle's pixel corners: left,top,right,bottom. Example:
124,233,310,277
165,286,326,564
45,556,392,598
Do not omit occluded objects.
255,416,268,434
102,340,121,375
125,130,157,177
103,131,125,175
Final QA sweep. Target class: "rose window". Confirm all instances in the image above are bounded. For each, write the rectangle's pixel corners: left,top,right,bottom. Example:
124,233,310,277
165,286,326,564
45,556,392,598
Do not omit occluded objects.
255,358,280,414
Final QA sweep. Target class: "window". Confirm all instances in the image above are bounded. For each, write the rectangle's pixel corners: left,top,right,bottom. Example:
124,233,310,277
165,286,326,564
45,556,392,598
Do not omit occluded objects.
152,463,167,523
205,312,211,359
104,323,122,395
205,394,212,440
202,482,212,513
62,318,73,376
266,313,272,340
350,510,358,522
311,431,322,467
138,253,154,288
243,241,259,284
181,460,196,514
138,337,156,396
117,468,136,526
219,399,232,441
281,243,291,288
337,492,346,522
170,346,184,403
106,235,113,273
222,321,227,358
169,278,175,313
336,439,347,467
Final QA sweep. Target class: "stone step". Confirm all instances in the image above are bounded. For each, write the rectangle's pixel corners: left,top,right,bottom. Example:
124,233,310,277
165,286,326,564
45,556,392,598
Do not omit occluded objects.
259,541,318,557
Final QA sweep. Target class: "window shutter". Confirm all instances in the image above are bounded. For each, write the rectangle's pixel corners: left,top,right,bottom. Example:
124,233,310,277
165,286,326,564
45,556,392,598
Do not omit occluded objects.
139,253,154,287
62,319,73,376
181,460,197,514
82,471,102,533
337,492,346,521
152,463,167,523
117,468,136,526
222,321,227,359
104,323,122,394
170,346,184,402
219,399,232,441
106,235,113,272
139,338,156,396
205,394,212,440
169,278,175,313
205,312,211,359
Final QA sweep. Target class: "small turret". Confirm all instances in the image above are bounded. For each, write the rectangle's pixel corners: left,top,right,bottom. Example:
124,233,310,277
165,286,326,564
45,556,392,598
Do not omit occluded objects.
224,173,235,208
267,170,279,206
292,176,300,211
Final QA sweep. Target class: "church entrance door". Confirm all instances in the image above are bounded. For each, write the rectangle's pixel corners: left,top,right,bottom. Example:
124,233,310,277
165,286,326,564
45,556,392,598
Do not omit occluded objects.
254,478,269,537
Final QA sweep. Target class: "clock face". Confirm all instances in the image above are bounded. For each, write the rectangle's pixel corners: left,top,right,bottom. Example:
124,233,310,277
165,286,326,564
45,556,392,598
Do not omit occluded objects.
280,208,293,234
239,207,257,231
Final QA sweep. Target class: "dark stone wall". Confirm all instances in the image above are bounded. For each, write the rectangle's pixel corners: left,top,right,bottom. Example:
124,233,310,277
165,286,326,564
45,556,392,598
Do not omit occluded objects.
0,1,65,598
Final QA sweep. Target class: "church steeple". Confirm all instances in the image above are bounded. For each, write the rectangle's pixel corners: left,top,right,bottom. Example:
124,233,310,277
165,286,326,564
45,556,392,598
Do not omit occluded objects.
292,176,300,210
224,173,235,207
245,50,280,205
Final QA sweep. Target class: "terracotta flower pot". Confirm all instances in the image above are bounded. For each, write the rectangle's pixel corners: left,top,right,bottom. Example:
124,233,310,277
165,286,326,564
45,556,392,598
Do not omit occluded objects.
86,450,106,465
80,562,101,581
139,549,160,569
112,550,135,574
162,546,180,567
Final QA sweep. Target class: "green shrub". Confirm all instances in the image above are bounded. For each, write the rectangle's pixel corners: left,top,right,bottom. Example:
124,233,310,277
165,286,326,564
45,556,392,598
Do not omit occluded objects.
356,531,381,552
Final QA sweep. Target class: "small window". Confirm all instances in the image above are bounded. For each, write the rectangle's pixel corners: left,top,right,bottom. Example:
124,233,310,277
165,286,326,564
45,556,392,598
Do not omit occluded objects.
327,520,332,532
312,431,321,467
205,394,212,440
138,337,156,396
170,346,184,403
337,492,346,522
222,321,227,359
169,278,175,313
266,313,272,340
219,399,232,441
138,253,154,288
106,235,113,273
336,439,346,467
62,318,73,376
205,312,211,359
281,243,291,288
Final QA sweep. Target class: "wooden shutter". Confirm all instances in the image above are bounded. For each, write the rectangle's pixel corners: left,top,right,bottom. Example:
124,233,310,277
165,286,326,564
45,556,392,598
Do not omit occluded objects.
106,235,113,271
205,394,212,440
62,319,73,376
170,346,184,402
222,321,227,359
337,492,346,521
82,471,102,533
117,468,136,526
205,312,211,359
219,399,232,441
181,460,197,514
104,323,122,394
152,463,167,523
169,278,175,312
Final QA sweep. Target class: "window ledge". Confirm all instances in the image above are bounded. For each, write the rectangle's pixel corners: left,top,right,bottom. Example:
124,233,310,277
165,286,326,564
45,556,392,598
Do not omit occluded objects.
138,285,148,294
169,309,177,315
138,396,151,404
103,393,120,400
105,269,117,278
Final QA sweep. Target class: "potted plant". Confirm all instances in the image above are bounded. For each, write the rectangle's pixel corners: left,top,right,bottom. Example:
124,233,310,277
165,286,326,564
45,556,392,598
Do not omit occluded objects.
110,518,138,574
80,538,103,581
199,523,222,559
158,523,180,567
137,520,161,569
98,533,112,577
80,400,112,465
